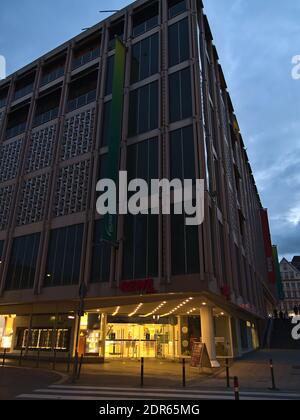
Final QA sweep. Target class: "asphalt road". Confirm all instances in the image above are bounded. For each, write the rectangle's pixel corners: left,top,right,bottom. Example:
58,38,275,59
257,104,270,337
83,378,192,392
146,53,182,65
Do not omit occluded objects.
0,366,65,400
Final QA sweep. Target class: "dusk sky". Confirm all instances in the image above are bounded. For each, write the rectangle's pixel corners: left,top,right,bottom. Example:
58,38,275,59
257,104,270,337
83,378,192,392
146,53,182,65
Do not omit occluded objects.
1,0,299,260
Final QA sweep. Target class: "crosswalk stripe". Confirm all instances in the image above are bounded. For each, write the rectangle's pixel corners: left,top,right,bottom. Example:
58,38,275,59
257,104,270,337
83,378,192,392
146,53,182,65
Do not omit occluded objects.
27,388,291,400
17,394,146,401
49,384,300,399
34,388,235,399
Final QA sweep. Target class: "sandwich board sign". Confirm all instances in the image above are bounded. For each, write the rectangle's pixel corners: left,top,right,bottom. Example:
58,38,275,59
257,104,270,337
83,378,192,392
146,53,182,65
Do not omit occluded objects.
190,342,211,369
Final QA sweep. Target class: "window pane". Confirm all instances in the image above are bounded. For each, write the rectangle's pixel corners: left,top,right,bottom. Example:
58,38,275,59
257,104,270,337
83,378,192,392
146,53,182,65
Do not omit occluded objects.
5,233,40,290
45,225,83,287
130,32,159,83
128,89,139,137
90,219,111,283
128,81,158,137
122,213,158,280
171,212,185,275
133,4,159,37
168,0,187,19
170,126,195,182
127,137,159,184
181,67,193,119
105,56,114,96
169,67,192,123
169,72,180,122
101,101,111,147
168,18,189,67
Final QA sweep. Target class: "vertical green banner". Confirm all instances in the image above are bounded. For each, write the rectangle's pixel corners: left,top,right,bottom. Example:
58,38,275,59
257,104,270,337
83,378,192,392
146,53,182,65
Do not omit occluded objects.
103,38,126,243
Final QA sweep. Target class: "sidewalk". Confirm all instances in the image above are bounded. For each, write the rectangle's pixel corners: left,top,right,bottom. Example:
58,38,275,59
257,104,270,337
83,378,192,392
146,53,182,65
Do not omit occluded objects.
72,350,300,392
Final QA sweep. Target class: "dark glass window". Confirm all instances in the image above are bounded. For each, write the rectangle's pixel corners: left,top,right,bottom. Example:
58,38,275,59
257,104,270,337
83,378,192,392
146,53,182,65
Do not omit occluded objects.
128,81,158,137
72,45,100,70
169,67,192,123
101,101,111,147
0,91,7,108
108,20,125,51
209,208,216,276
168,0,187,19
40,65,64,87
131,33,159,84
132,3,159,38
98,153,108,180
123,213,158,280
45,224,83,287
5,233,40,290
127,137,159,185
214,158,223,210
67,71,98,113
105,55,114,96
90,220,111,283
171,211,199,275
219,222,227,282
168,18,189,67
209,104,219,153
170,125,195,182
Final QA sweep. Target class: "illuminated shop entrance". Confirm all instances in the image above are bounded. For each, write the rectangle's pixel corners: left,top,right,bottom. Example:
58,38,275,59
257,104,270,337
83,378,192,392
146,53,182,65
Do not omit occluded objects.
82,314,179,359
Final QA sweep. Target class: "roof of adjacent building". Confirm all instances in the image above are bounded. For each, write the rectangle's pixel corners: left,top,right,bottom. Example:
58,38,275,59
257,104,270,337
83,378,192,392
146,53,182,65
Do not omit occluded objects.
292,256,300,271
280,257,300,277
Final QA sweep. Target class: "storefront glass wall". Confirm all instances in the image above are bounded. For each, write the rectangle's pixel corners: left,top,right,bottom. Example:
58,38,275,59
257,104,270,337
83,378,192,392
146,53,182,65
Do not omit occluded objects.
82,314,179,359
0,315,15,350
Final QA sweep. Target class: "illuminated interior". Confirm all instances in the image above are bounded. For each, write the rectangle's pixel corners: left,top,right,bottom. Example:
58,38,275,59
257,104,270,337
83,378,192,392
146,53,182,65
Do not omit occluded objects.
0,315,16,350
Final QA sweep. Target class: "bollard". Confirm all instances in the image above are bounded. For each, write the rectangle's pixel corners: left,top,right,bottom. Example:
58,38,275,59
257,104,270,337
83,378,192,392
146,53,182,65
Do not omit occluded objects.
72,351,79,383
140,357,144,387
226,358,230,388
36,348,41,368
67,352,71,373
182,358,186,388
19,347,24,367
269,359,279,391
234,376,240,401
77,354,84,380
2,348,7,367
52,348,57,371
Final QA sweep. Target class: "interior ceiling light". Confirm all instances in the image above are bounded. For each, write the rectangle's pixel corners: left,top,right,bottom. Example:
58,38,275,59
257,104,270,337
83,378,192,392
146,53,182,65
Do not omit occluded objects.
142,301,167,318
112,306,120,316
129,303,143,318
161,298,195,317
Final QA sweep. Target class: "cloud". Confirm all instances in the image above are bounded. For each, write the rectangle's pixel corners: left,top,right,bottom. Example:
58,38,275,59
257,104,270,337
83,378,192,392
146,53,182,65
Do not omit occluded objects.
204,0,300,260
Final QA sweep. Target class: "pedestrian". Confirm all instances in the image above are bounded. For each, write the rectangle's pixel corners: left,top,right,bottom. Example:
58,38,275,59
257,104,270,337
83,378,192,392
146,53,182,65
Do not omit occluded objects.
279,310,284,320
273,308,278,319
294,306,299,316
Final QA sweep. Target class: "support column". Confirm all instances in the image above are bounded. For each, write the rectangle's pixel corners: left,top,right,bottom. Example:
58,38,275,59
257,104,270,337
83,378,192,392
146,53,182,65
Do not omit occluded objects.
200,306,220,368
99,313,107,360
25,313,33,355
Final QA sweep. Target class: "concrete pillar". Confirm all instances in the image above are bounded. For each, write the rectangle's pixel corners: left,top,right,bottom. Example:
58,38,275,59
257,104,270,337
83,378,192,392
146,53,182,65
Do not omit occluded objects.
99,313,107,360
200,306,220,368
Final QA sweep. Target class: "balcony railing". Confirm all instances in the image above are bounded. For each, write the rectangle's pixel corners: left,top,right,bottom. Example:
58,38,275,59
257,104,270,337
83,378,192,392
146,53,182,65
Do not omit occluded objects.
14,83,34,101
72,48,101,70
67,90,96,113
6,122,27,139
40,67,64,87
33,107,59,128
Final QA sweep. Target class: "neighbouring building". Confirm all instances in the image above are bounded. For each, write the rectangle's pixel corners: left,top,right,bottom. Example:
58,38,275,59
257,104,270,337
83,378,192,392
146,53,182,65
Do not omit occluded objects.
280,257,300,315
0,0,276,365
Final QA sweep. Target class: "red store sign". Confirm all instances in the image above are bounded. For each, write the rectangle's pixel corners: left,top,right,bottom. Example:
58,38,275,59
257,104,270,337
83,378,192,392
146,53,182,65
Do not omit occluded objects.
120,278,157,294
